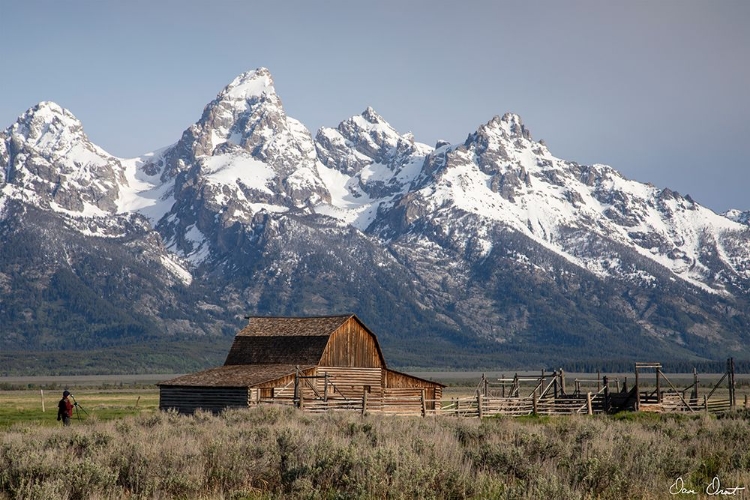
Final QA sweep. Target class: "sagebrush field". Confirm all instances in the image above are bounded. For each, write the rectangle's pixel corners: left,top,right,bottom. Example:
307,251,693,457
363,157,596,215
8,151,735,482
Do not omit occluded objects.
1,389,750,499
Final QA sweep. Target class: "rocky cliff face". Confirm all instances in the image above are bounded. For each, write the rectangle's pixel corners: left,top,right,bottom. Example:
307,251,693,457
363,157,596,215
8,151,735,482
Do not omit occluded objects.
2,67,750,373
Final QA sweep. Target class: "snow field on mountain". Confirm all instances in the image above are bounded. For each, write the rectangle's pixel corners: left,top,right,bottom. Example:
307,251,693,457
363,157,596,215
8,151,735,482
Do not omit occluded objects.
4,67,750,297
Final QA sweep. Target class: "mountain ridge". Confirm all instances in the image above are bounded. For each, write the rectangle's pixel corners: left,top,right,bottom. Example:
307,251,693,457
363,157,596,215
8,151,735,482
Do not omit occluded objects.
2,67,750,374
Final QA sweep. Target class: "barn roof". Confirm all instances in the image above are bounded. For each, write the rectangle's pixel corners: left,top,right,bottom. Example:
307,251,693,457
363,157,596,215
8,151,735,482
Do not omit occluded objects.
224,314,386,366
235,315,353,337
158,364,313,388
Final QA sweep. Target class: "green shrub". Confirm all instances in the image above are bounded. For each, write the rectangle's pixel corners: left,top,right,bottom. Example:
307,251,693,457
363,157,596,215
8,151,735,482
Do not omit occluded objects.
1,408,750,499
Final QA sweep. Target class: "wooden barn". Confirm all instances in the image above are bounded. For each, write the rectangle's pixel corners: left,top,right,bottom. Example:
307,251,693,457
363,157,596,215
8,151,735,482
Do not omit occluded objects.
158,314,444,415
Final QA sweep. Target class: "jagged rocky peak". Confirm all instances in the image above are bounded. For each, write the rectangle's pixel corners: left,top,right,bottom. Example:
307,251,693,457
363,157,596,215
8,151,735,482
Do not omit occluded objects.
317,106,420,172
360,106,386,125
498,112,531,140
192,67,286,155
149,67,330,236
724,209,750,225
467,112,533,147
0,101,126,214
6,101,88,153
340,106,404,146
154,67,319,182
219,67,276,102
450,113,536,178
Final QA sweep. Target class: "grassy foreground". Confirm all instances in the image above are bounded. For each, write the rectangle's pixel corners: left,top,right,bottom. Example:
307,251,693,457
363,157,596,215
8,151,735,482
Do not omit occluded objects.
2,399,750,500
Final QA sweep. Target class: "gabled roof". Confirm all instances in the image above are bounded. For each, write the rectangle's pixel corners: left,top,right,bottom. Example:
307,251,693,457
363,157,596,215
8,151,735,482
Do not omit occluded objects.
235,315,353,337
224,314,383,366
158,364,314,388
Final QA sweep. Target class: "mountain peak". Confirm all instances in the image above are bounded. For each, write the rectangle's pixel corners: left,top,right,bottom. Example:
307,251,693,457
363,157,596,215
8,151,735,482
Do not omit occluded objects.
0,101,127,216
7,101,88,151
492,112,531,140
29,100,74,119
724,209,750,225
159,67,287,168
361,106,384,124
464,113,534,151
219,67,276,102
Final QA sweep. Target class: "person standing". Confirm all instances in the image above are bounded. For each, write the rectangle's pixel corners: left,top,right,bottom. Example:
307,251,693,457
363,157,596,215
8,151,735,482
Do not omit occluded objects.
57,390,73,426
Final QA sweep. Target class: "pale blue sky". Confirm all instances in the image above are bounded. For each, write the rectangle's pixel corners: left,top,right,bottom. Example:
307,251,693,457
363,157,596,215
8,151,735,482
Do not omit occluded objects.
2,1,748,211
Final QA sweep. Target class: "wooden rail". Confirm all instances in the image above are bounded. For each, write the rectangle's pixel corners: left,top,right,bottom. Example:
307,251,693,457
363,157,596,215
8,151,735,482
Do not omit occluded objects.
248,391,737,418
242,359,743,418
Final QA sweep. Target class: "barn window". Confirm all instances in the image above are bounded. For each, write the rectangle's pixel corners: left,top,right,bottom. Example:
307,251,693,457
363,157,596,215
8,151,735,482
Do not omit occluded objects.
364,385,371,393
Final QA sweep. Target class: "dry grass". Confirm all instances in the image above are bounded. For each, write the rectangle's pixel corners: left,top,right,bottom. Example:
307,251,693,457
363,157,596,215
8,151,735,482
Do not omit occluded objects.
2,405,750,499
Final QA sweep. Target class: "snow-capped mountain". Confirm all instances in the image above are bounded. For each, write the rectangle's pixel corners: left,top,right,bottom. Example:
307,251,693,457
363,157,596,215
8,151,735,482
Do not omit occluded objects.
0,102,127,216
375,112,750,294
314,106,432,230
3,67,750,374
724,209,750,226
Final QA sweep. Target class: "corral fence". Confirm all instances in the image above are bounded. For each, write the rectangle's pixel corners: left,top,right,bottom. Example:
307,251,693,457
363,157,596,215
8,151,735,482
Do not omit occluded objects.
631,359,740,415
248,358,745,418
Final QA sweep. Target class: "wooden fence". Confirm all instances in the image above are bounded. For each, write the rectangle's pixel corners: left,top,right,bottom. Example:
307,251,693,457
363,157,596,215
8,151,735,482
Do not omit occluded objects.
249,390,610,417
249,389,745,418
242,359,745,418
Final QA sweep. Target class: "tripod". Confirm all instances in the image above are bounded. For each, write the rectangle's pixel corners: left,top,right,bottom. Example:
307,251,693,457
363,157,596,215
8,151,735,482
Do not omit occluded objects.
69,394,90,421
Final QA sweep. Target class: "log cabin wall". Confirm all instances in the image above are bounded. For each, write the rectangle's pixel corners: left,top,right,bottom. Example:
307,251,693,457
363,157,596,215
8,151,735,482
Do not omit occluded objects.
159,386,250,414
318,317,385,368
383,369,443,410
383,369,442,389
315,366,384,399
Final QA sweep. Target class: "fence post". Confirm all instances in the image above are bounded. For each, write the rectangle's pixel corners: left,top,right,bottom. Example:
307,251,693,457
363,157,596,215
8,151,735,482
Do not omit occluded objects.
692,367,699,404
656,367,661,404
477,393,483,419
586,392,593,415
603,376,610,413
421,389,426,418
532,390,538,416
634,366,640,412
40,389,45,412
729,358,736,409
560,368,566,395
553,371,558,399
294,367,300,408
361,391,368,416
744,394,748,410
703,395,708,415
